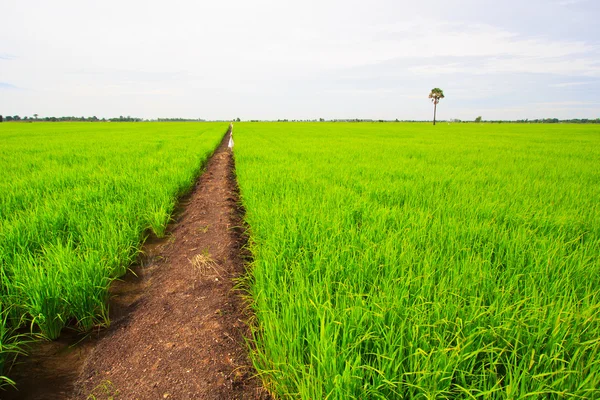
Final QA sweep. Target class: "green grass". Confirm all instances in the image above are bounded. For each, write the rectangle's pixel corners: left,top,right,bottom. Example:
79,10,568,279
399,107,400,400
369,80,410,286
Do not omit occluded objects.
0,122,226,385
234,122,600,399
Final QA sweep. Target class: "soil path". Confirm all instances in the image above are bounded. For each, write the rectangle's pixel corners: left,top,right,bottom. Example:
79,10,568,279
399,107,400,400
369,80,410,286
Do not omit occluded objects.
3,130,268,399
75,130,266,399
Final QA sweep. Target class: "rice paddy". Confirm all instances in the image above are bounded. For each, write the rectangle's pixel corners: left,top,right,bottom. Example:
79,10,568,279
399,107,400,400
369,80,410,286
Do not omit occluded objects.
0,122,226,386
1,121,599,397
233,122,600,398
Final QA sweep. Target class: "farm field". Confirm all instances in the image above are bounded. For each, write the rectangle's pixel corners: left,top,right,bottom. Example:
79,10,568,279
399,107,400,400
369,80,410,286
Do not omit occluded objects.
0,122,226,386
234,122,600,398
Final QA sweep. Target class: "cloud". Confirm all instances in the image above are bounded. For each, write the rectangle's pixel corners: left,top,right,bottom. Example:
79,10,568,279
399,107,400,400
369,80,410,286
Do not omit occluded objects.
557,0,589,6
0,82,18,89
323,88,396,95
532,101,600,107
71,68,191,84
369,21,599,77
408,56,600,78
549,81,597,87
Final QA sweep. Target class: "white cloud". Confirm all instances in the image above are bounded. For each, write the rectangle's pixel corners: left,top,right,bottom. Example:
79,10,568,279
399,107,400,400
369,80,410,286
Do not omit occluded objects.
532,101,600,107
549,81,597,87
557,0,589,6
0,82,19,90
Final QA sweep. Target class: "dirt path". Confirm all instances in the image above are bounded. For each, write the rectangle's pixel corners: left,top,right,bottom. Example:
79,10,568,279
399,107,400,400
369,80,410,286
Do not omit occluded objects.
3,130,268,399
76,131,266,399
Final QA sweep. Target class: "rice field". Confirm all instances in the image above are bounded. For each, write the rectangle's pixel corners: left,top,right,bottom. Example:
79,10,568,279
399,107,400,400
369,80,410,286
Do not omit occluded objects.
233,122,600,398
2,121,599,397
0,122,226,386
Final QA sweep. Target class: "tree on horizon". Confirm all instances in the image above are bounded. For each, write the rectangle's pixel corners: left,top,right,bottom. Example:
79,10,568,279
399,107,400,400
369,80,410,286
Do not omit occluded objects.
429,88,445,125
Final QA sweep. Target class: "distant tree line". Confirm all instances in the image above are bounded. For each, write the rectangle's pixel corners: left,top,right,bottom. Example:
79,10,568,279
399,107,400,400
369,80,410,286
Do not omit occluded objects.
466,118,600,124
243,118,600,123
0,115,143,122
254,118,600,123
513,118,600,124
1,115,598,124
156,118,206,122
0,115,212,122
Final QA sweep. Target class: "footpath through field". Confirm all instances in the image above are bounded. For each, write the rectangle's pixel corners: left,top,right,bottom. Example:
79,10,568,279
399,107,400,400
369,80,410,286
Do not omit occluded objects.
4,130,268,399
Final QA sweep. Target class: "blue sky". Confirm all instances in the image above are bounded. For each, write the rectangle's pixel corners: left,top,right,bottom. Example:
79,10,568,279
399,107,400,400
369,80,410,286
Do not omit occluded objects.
1,0,599,120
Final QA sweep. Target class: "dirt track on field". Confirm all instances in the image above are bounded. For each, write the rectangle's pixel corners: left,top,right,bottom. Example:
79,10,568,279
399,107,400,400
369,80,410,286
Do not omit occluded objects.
3,130,269,399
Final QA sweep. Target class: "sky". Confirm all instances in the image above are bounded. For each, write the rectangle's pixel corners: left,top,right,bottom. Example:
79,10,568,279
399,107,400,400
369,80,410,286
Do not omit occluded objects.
1,0,599,121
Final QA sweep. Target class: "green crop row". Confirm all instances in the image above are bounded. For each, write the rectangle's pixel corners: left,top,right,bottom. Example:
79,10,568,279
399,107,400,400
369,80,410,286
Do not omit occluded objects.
0,122,226,386
234,122,600,399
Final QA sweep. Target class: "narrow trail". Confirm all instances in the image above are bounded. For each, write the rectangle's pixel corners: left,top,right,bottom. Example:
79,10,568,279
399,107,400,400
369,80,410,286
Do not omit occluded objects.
75,130,266,399
3,130,268,399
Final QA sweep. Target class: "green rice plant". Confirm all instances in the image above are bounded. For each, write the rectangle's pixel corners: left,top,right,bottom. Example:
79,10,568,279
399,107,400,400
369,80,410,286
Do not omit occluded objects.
234,122,600,399
0,122,226,382
0,303,29,388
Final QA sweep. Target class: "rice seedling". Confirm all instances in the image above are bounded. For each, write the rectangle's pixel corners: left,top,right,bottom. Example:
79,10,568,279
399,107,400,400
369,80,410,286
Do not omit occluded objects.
234,122,600,399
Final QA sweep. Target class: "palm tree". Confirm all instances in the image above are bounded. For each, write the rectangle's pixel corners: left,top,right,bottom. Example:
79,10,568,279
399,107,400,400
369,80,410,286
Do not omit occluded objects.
428,88,444,125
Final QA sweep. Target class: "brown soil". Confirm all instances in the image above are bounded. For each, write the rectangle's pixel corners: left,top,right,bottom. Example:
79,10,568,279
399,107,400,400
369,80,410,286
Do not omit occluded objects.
2,131,269,400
